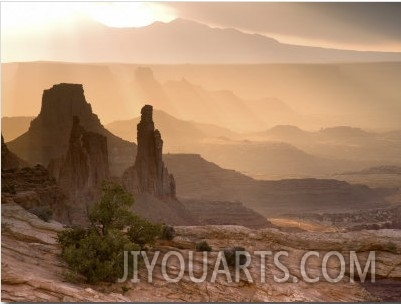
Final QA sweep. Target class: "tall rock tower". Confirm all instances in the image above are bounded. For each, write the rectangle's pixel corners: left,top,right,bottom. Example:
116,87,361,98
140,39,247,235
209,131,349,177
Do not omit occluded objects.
49,116,109,194
123,105,175,198
7,83,136,176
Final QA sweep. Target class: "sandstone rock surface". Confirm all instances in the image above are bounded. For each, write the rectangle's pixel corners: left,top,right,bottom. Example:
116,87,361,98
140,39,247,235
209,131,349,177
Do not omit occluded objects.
2,203,400,302
1,203,132,302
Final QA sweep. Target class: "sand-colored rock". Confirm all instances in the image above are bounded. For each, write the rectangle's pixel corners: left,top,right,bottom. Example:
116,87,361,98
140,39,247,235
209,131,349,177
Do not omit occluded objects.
2,202,400,302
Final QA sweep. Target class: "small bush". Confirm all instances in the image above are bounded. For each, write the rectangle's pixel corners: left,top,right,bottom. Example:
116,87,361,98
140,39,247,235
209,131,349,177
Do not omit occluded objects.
59,227,140,283
160,224,175,240
121,286,130,294
224,246,247,267
29,206,53,222
196,241,212,252
127,215,161,248
58,226,88,248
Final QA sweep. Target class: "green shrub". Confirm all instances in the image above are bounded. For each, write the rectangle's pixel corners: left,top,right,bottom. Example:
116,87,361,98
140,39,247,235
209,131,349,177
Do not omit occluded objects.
224,246,247,267
126,215,161,249
58,181,160,283
29,206,53,222
88,181,135,235
121,286,130,294
160,224,175,240
59,227,139,283
58,226,88,248
196,241,212,252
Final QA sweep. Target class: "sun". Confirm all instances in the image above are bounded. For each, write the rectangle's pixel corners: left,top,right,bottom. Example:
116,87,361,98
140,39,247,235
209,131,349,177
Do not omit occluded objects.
0,2,176,32
82,2,176,28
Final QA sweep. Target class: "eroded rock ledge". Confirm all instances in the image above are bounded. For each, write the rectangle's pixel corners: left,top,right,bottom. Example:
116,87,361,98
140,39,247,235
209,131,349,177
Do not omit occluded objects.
2,202,400,302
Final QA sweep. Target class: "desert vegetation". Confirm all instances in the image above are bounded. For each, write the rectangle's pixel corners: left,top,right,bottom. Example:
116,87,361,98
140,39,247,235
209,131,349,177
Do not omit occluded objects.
58,181,161,283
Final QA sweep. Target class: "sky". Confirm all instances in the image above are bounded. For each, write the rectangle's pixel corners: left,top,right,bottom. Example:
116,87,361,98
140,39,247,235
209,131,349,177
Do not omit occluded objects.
1,1,401,63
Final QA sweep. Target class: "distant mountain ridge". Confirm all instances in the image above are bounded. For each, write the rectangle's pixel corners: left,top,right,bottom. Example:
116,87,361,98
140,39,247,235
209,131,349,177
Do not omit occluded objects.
164,153,393,216
5,108,400,179
106,109,239,147
4,18,401,63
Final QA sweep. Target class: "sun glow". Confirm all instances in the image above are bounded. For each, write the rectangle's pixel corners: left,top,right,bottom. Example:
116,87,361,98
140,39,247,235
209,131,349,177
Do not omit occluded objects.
82,2,176,28
0,2,176,32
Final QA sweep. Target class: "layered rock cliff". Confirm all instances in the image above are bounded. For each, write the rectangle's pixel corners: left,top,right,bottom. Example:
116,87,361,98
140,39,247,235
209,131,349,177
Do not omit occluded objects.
123,105,175,198
7,83,136,176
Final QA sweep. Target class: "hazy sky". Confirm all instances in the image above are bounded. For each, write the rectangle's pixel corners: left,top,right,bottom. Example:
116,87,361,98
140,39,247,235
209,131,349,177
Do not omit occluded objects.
1,2,401,63
171,2,401,51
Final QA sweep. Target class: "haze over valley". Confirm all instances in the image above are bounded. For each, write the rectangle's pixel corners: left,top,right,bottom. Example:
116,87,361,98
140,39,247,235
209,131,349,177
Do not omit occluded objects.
2,2,401,302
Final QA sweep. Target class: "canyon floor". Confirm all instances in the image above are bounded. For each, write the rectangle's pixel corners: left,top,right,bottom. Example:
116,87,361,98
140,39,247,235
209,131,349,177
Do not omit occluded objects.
2,201,401,302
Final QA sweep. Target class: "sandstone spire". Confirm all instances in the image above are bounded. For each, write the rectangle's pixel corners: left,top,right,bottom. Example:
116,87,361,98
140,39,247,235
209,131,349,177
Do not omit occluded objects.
49,116,109,194
123,105,175,198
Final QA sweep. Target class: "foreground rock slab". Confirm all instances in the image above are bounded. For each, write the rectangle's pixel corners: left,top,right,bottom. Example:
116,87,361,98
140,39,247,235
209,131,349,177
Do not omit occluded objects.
2,202,401,302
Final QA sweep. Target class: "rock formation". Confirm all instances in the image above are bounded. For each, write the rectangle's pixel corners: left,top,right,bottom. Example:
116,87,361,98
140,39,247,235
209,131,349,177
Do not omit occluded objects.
7,83,136,176
122,105,197,225
123,105,175,198
182,199,273,229
1,163,68,223
163,153,393,217
1,134,27,170
49,116,109,194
